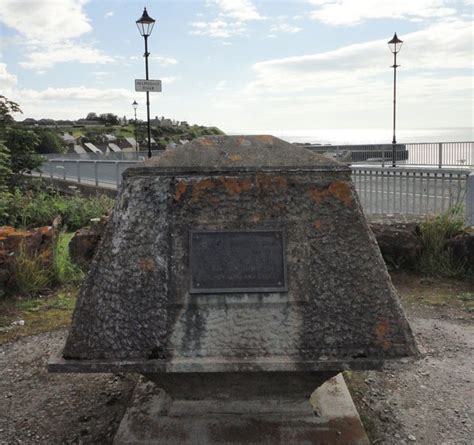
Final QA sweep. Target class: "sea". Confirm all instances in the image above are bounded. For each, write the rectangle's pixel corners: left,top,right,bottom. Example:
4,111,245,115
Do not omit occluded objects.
233,127,473,145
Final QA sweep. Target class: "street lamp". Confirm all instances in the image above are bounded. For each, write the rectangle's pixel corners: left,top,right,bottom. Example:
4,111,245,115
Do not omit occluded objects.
388,32,403,167
136,7,156,159
132,100,138,152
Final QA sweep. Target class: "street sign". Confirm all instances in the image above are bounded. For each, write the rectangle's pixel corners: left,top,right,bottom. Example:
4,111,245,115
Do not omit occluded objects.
135,79,162,92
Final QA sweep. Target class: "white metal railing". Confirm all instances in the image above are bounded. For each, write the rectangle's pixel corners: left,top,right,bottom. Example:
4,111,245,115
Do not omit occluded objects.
351,166,470,216
37,159,472,220
305,141,473,168
38,159,141,188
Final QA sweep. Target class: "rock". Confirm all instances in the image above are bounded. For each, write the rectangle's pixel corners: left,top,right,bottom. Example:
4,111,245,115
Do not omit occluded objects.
69,219,107,271
369,222,422,270
408,434,417,441
447,231,474,268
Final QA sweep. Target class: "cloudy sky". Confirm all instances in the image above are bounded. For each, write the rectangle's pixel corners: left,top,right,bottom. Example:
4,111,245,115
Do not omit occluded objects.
0,0,472,134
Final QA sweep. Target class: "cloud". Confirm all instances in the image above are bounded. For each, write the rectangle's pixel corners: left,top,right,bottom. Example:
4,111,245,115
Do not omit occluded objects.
307,0,457,25
191,0,263,38
246,19,472,94
19,43,115,69
0,0,92,44
150,56,179,67
208,0,264,21
206,19,473,130
270,23,302,34
0,63,17,89
16,86,133,102
190,20,247,38
216,80,228,91
105,11,114,18
0,0,114,71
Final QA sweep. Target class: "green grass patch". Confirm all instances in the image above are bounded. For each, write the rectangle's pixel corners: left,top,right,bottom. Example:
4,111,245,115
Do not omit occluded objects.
0,288,77,344
418,205,466,278
53,232,84,285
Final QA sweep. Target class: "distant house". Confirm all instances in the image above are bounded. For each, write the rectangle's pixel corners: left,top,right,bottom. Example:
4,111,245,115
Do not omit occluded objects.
83,142,102,154
71,145,86,154
60,133,76,144
108,143,122,153
119,137,138,152
103,134,117,143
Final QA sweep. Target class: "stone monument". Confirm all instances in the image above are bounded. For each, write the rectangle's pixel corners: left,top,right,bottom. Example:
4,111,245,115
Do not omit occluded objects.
50,135,417,443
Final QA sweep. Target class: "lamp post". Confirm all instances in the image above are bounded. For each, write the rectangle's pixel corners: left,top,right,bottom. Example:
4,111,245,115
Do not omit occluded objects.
136,7,156,159
388,32,403,167
132,100,138,152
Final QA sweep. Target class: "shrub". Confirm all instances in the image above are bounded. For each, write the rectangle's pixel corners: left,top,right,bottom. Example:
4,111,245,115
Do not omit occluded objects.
14,243,52,296
0,189,113,231
53,232,84,285
418,205,465,277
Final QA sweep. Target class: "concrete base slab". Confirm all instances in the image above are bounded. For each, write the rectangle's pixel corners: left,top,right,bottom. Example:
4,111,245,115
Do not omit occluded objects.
113,373,369,445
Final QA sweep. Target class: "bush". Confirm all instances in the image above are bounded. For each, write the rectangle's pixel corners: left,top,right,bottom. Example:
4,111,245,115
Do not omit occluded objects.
14,243,52,296
53,232,84,285
418,205,465,277
0,189,113,231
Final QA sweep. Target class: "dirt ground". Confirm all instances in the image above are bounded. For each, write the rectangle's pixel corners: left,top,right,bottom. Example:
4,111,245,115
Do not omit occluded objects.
0,273,472,444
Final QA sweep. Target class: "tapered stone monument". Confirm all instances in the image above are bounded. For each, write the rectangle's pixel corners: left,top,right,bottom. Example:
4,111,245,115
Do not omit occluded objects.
50,135,417,444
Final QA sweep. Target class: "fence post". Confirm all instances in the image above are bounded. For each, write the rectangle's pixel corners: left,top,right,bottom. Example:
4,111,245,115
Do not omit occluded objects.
62,160,66,180
382,145,385,167
466,172,474,227
77,160,81,184
94,161,99,187
115,161,120,187
50,162,53,178
438,143,443,168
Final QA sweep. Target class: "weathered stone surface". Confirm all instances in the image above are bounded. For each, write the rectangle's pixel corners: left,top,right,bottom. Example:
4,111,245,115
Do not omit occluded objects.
448,230,474,269
369,222,422,269
69,220,106,270
60,135,417,375
113,374,370,445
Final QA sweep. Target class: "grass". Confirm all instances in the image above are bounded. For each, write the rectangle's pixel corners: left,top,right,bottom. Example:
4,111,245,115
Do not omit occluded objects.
53,232,84,285
391,271,474,313
418,205,466,278
14,243,52,297
0,288,77,344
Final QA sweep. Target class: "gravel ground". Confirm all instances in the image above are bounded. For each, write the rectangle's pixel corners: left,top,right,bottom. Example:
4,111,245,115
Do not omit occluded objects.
0,298,472,444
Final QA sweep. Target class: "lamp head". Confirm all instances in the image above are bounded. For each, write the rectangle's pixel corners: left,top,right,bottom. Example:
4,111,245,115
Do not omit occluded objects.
136,7,156,37
388,33,403,54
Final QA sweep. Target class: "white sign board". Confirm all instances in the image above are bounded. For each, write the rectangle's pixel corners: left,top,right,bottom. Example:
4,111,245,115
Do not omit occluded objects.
135,79,162,92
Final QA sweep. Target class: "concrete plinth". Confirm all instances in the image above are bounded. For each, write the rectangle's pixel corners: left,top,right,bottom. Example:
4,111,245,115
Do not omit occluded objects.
113,373,369,445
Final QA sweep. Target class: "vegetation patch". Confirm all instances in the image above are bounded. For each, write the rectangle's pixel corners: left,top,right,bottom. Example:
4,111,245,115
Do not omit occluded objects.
0,288,77,344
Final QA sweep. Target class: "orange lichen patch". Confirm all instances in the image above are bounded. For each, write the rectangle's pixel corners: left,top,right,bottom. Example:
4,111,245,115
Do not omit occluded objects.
174,181,187,201
191,178,215,202
0,227,16,239
375,319,391,351
314,220,322,230
229,154,242,162
328,181,353,205
138,258,156,272
219,177,253,196
309,187,328,205
256,173,288,192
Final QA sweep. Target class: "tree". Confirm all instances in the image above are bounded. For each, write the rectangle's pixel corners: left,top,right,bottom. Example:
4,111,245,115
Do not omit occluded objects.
34,128,66,154
5,128,42,185
99,113,119,126
86,112,98,121
0,95,22,140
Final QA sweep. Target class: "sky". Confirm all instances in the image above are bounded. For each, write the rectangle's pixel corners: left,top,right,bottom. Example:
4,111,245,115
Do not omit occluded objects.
0,0,473,134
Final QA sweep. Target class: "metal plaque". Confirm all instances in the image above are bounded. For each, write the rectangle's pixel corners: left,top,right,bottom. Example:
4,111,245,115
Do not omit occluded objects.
189,230,287,294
